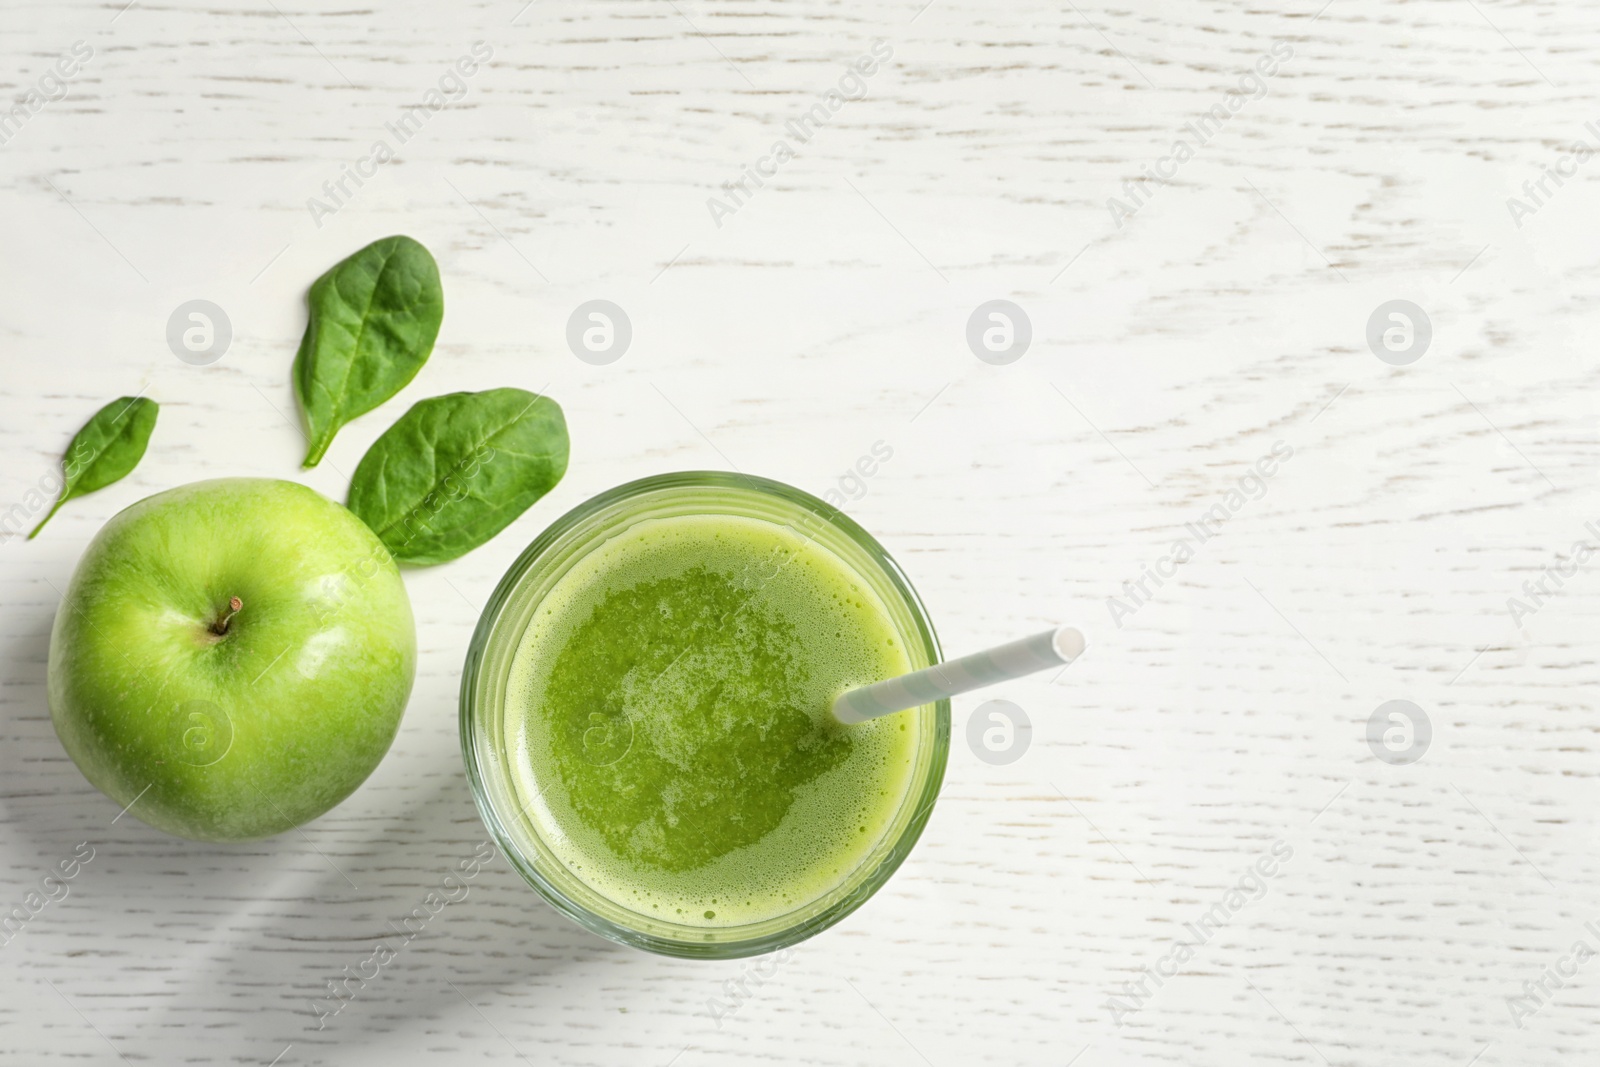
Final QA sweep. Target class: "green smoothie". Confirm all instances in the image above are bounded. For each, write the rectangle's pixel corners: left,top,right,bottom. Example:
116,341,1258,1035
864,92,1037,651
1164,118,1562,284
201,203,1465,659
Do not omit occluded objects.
504,511,919,928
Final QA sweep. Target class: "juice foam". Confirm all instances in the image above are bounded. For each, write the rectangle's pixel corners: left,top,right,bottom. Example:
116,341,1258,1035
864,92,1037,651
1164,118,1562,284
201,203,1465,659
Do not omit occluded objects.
505,512,919,927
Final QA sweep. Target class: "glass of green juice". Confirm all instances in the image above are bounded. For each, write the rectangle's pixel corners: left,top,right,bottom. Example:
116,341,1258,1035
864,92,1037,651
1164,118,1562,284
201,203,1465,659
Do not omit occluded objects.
460,472,949,958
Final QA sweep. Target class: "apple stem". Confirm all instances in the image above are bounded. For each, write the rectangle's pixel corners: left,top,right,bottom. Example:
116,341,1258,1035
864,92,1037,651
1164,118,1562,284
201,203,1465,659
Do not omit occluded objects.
212,596,243,636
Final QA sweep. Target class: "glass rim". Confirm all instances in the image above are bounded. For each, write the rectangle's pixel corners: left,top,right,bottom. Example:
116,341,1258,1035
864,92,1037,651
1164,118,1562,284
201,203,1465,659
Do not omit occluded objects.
458,471,949,959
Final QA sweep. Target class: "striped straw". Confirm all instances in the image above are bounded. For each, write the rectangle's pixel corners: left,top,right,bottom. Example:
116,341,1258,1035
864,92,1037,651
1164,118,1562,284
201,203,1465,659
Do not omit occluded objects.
832,625,1086,724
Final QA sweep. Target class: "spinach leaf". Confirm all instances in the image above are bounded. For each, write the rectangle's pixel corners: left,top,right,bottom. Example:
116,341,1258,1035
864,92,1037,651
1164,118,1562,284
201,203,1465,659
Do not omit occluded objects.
293,235,443,468
347,388,569,565
30,396,158,539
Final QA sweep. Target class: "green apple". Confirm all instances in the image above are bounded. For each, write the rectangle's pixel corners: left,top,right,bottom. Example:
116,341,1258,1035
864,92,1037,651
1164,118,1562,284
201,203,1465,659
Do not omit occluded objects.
47,478,416,841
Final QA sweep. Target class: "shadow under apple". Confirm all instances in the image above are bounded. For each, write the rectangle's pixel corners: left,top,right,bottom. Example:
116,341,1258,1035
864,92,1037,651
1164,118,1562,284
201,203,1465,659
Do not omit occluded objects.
114,749,623,1062
7,605,680,1065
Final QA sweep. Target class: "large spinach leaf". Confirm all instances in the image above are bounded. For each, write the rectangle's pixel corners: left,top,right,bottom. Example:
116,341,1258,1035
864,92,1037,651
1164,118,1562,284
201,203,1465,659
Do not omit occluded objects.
292,235,443,468
347,388,568,565
30,396,158,538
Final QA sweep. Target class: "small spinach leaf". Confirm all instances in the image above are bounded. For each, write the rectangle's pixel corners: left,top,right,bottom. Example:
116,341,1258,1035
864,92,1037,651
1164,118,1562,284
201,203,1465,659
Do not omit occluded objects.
347,388,569,565
30,396,159,539
293,235,443,468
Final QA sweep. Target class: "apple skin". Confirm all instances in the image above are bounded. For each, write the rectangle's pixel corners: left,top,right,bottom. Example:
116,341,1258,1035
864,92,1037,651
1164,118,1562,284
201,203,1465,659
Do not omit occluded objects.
47,478,416,842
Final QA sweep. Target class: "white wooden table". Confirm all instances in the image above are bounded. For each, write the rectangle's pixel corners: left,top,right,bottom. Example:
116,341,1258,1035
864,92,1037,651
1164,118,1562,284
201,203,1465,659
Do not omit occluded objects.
3,0,1597,1063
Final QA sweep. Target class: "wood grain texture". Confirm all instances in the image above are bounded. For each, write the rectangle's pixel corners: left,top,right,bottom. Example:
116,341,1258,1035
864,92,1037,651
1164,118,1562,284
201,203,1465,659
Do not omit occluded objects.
2,0,1598,1063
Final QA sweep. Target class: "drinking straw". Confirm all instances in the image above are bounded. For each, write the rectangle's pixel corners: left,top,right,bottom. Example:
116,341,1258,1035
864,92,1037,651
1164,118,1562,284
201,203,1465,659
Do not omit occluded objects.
832,625,1086,724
